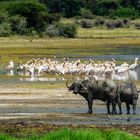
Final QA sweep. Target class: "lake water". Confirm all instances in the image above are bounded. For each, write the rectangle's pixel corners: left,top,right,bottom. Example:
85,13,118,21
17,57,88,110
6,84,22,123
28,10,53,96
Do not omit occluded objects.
0,46,140,83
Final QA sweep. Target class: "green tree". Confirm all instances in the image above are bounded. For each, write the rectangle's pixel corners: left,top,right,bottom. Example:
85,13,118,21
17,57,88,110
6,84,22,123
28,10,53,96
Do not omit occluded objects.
121,0,138,8
137,0,140,12
111,7,139,19
0,22,12,37
60,0,82,17
40,0,82,17
83,0,97,14
7,0,48,32
40,0,63,13
9,15,27,35
96,0,120,16
0,10,9,24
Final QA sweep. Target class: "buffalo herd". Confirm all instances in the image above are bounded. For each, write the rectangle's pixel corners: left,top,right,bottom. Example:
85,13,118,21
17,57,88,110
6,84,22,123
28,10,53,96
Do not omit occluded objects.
66,79,139,115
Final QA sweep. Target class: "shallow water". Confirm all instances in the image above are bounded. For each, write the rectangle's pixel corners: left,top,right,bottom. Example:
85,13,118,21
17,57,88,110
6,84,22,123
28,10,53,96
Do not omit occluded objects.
0,46,140,83
0,66,139,83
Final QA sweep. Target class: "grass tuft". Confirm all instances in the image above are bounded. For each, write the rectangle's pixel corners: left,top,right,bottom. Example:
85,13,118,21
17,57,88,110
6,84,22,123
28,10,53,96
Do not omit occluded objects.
0,128,140,140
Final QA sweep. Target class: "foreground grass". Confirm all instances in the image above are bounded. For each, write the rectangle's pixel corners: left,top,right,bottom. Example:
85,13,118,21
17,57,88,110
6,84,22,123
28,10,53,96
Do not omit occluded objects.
0,128,139,140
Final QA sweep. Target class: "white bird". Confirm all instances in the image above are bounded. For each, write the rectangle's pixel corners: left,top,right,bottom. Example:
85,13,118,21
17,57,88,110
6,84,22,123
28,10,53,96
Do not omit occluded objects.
128,70,138,80
26,65,35,76
114,65,129,74
129,58,139,70
6,60,14,70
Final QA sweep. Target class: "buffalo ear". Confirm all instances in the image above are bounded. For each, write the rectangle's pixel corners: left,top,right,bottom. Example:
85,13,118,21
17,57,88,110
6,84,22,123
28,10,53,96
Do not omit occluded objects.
102,81,107,87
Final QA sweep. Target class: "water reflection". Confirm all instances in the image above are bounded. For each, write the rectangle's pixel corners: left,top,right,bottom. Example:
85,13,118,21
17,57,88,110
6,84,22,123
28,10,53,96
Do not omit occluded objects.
6,69,138,82
6,69,14,76
19,77,65,82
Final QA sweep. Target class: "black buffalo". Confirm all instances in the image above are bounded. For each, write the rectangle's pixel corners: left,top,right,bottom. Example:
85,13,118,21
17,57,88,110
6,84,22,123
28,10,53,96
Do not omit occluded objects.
116,81,139,114
66,79,120,114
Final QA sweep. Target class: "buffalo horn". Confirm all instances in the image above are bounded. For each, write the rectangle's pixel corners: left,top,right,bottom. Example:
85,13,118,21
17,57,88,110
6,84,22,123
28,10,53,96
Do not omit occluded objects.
137,90,140,93
66,82,70,88
80,83,87,90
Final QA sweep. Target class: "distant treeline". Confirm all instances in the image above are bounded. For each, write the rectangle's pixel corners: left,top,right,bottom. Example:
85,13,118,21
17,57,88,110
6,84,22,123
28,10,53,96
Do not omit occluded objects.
40,0,140,18
0,0,140,37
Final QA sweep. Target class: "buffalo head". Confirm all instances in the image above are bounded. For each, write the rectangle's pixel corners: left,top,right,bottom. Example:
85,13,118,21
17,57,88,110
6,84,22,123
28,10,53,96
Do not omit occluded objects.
66,81,87,94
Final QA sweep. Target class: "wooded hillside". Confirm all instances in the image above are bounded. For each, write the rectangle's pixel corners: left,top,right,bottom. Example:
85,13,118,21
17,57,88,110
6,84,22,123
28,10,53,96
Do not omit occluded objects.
0,0,140,37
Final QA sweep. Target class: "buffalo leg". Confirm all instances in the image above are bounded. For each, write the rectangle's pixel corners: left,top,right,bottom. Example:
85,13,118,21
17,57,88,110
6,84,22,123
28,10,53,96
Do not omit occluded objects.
116,96,122,115
87,100,93,114
106,101,111,114
112,102,117,115
133,98,137,114
106,101,117,114
118,102,122,115
133,104,136,114
126,103,130,114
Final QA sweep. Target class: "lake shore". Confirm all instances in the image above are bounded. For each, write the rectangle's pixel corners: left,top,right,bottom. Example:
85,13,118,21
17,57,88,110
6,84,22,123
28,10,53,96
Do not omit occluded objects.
0,83,140,136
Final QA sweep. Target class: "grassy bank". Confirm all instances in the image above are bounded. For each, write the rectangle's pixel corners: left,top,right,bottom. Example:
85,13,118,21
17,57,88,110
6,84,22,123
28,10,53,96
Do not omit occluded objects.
0,37,140,65
77,28,140,38
0,128,139,140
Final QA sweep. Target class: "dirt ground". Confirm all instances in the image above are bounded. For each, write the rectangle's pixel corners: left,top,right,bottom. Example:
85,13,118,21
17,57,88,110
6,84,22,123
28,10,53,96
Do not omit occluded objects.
0,84,140,136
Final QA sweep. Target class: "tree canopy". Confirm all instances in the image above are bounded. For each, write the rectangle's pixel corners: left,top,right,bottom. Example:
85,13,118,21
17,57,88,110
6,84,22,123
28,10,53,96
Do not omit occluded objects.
0,0,140,37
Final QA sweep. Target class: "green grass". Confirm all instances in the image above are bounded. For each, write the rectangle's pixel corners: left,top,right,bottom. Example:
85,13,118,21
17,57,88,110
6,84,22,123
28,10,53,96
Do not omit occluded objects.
61,18,140,38
0,128,139,140
77,28,140,38
0,37,140,65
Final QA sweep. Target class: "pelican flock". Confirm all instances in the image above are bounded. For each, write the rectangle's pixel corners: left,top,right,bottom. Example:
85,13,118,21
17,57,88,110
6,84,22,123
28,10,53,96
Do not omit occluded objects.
6,57,139,81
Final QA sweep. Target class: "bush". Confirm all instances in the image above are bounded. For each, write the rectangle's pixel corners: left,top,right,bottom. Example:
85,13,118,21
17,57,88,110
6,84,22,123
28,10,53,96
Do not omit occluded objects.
77,19,93,28
46,13,61,24
94,17,105,27
122,18,130,26
46,25,60,37
58,23,77,38
0,10,9,24
7,0,48,32
104,20,114,29
79,8,93,19
46,23,77,38
26,28,37,36
0,22,12,36
113,19,125,28
103,19,130,29
9,15,27,35
134,22,140,29
111,7,139,19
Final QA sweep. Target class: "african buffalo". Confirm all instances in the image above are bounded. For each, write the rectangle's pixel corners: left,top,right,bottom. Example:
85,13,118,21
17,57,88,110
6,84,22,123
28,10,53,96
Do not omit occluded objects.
116,81,139,114
66,79,120,114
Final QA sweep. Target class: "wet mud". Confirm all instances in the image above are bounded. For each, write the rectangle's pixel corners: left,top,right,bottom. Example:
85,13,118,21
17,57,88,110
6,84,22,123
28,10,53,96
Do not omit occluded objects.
0,87,140,136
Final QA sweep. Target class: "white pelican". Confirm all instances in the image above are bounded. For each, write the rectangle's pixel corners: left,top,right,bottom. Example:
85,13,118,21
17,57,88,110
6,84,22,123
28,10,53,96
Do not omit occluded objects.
129,58,138,70
6,60,14,70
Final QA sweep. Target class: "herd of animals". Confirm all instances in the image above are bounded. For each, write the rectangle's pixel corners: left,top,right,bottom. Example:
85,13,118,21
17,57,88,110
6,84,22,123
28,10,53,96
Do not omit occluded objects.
66,79,139,115
6,57,138,81
6,57,140,115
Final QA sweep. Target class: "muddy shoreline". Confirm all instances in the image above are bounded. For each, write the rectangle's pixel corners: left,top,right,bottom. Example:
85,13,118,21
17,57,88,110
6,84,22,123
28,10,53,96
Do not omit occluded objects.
0,84,140,136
